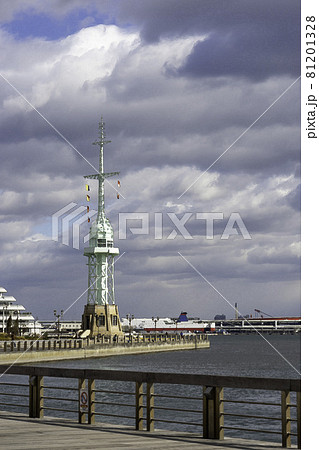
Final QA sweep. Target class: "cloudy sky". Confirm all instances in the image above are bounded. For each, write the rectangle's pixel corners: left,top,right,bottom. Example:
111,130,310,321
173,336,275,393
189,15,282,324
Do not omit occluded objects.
0,0,301,321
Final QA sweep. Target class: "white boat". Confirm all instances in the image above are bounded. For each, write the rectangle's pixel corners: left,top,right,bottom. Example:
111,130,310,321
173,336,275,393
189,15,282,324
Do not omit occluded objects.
121,312,215,333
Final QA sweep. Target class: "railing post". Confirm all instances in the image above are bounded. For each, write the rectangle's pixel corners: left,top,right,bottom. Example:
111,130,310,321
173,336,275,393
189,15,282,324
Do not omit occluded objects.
135,381,144,430
88,379,95,425
203,386,224,440
146,382,154,431
78,378,86,424
38,376,44,418
281,390,291,448
297,391,301,449
203,386,213,438
29,375,44,418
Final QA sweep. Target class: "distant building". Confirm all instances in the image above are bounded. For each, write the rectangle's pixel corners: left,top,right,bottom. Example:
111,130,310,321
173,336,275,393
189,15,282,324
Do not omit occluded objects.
0,286,42,335
40,320,82,337
214,314,226,320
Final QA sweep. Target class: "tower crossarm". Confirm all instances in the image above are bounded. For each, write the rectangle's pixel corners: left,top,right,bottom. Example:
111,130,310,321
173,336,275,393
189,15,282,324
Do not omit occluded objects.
84,172,120,180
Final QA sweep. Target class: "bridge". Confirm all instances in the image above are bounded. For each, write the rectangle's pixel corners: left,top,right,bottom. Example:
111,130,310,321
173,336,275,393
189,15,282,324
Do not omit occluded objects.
213,317,301,334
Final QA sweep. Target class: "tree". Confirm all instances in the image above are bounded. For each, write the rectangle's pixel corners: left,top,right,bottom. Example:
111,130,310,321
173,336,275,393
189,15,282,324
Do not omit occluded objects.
12,318,20,337
6,315,12,334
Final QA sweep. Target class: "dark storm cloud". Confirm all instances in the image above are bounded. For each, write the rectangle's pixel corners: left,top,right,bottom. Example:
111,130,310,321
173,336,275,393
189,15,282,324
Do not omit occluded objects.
112,0,299,42
112,0,300,80
177,27,300,81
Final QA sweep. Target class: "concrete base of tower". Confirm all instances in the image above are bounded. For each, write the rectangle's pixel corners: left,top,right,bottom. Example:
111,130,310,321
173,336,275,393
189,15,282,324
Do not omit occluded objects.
82,304,123,338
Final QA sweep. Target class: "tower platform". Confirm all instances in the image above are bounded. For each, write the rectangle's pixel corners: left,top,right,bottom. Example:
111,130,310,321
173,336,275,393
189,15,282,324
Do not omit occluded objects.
82,304,122,337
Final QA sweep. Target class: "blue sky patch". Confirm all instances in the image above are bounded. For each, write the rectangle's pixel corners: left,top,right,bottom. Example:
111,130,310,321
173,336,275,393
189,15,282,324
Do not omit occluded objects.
2,8,113,40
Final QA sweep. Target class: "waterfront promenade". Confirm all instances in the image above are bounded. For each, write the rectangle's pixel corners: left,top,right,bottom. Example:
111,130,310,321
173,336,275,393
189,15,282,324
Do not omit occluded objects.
0,411,296,449
0,364,300,448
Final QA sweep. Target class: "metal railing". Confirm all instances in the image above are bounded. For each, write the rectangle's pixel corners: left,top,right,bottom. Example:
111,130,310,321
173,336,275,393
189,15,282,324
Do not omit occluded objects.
0,365,300,448
0,333,208,353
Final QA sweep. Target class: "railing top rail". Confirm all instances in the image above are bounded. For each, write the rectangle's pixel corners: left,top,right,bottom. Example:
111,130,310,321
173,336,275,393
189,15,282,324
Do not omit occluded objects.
0,365,300,392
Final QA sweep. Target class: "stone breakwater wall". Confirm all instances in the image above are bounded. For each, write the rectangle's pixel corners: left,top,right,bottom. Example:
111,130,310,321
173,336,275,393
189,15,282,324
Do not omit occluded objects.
0,339,210,364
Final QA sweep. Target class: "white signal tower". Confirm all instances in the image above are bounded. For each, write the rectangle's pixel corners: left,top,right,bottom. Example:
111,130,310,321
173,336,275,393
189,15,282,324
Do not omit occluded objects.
82,118,123,337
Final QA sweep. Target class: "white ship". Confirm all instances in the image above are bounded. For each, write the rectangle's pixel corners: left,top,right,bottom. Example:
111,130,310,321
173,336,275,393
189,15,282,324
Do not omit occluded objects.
122,312,215,333
0,286,42,335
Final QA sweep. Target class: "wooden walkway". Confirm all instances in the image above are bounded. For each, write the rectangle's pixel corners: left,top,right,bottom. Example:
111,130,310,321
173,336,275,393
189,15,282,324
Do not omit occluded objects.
0,411,295,449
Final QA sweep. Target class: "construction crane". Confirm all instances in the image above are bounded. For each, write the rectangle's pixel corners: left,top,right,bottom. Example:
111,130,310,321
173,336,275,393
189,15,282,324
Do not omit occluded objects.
254,309,273,318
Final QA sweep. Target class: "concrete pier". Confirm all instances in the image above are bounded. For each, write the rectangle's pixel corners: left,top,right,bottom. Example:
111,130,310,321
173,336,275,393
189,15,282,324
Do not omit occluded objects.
0,338,210,364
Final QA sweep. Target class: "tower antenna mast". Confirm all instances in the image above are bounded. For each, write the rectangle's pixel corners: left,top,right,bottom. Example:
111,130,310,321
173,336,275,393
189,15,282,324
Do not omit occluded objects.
84,117,119,228
82,118,123,338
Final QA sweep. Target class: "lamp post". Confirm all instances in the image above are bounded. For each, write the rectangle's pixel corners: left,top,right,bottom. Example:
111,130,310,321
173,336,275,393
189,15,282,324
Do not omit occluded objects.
34,316,38,336
53,309,64,339
126,314,134,341
152,316,159,337
3,304,8,334
17,310,20,336
1,305,4,334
